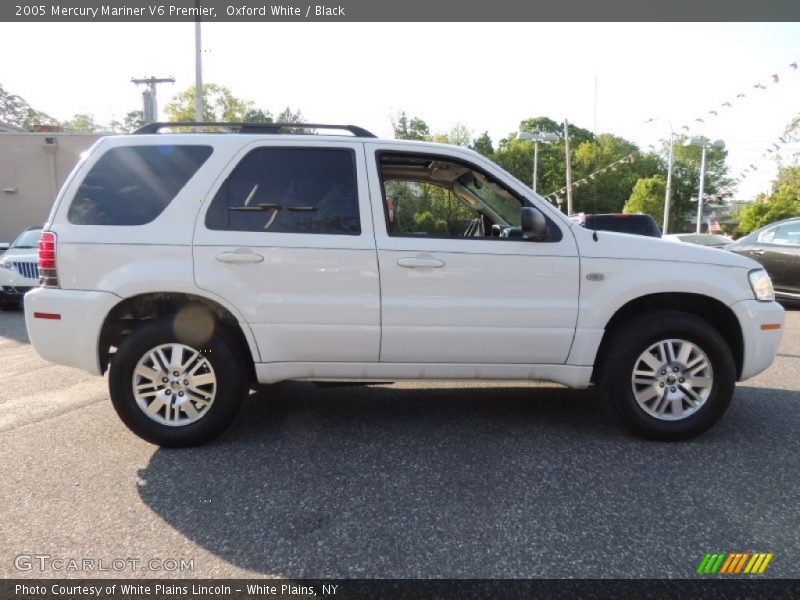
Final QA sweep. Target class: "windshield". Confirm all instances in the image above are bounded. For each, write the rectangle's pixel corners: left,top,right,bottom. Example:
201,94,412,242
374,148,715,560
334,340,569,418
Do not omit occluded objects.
461,175,521,226
11,228,42,249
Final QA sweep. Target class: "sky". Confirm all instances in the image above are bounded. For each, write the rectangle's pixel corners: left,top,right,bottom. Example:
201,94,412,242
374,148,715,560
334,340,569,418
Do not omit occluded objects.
1,21,799,200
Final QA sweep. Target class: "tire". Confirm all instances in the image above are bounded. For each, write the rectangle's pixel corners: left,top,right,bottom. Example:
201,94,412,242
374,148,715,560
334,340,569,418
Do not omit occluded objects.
109,318,246,447
597,310,736,441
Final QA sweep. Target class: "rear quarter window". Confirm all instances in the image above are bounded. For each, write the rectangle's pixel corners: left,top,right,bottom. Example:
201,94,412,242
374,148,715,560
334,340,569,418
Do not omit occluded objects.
67,145,212,225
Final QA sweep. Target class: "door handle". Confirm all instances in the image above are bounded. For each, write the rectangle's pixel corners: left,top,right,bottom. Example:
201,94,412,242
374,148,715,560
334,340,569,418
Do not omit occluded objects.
397,256,445,269
754,249,766,256
215,250,264,264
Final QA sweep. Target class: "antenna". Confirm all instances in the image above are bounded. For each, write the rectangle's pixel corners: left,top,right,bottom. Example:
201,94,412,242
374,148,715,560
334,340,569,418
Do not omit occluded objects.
131,76,176,122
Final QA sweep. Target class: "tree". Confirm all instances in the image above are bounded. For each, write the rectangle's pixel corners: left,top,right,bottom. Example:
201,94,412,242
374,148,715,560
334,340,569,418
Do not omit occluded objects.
736,164,800,234
471,131,494,157
666,137,729,230
624,176,667,227
64,113,104,132
392,111,430,140
108,110,145,133
0,83,58,130
164,83,254,122
430,124,472,146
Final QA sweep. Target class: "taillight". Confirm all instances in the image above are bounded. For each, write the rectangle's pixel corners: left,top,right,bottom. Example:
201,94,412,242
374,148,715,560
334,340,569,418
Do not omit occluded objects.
38,231,59,288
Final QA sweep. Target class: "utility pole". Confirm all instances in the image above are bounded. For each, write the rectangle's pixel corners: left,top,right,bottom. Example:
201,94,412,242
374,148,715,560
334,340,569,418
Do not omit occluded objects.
564,119,573,215
131,76,175,122
194,1,203,122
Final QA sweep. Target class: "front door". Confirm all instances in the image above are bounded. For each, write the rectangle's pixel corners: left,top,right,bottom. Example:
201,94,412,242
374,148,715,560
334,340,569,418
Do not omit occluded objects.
366,144,580,365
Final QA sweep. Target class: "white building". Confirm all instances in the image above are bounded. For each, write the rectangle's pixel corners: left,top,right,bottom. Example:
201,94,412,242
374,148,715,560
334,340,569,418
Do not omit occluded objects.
0,125,102,242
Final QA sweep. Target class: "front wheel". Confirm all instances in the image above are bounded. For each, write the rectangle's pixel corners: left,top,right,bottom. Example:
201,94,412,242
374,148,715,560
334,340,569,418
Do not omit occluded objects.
598,310,736,440
109,319,246,447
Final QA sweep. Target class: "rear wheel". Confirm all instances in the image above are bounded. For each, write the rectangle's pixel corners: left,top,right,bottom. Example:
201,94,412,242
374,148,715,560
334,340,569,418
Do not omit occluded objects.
598,310,736,440
109,318,246,447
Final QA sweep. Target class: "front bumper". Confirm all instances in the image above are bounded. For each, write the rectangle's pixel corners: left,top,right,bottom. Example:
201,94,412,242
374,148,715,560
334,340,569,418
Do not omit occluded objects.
24,287,121,375
1,285,34,302
730,299,785,381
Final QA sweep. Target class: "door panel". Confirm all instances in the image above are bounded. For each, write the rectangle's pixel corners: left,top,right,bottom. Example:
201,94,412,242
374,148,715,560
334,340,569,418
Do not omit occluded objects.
193,140,380,363
366,143,580,365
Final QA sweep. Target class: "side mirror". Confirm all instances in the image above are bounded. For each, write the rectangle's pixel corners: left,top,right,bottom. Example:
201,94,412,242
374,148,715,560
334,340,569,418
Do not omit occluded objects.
520,206,547,241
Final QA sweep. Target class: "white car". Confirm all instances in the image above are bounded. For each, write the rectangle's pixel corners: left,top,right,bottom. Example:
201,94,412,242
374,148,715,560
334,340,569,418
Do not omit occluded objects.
24,122,784,446
0,226,42,310
663,233,733,248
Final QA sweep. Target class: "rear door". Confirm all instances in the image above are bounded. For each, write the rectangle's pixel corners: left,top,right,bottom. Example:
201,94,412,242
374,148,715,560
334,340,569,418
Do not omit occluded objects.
193,139,380,363
768,221,800,294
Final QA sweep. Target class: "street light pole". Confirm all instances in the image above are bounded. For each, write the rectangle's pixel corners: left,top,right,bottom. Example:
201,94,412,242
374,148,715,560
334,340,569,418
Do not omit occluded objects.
564,119,573,215
663,134,674,234
696,143,708,234
685,137,725,234
517,130,559,195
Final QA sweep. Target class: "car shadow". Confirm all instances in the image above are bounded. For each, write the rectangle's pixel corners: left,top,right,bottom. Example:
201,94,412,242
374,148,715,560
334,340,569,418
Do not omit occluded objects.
135,382,800,578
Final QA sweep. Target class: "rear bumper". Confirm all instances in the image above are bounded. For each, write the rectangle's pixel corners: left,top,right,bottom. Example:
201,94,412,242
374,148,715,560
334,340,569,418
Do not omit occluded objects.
24,287,120,375
730,299,785,381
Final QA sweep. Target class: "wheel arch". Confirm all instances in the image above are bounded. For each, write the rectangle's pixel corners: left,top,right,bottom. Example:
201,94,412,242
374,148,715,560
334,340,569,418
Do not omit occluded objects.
591,292,744,383
98,291,258,380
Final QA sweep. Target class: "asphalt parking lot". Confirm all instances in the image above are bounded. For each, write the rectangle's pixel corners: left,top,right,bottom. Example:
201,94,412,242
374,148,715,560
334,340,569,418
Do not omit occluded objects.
1,307,798,579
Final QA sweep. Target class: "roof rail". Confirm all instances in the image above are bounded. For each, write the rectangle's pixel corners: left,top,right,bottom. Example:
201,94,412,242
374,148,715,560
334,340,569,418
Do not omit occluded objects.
132,122,377,137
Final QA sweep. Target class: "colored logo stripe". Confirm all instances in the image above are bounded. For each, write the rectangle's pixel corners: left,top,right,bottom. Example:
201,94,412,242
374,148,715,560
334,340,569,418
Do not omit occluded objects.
697,552,773,574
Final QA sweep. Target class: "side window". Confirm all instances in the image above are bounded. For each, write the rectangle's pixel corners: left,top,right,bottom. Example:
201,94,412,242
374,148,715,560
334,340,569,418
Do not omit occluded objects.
377,152,561,242
205,147,360,235
773,222,800,245
68,145,212,225
384,180,476,237
757,227,777,244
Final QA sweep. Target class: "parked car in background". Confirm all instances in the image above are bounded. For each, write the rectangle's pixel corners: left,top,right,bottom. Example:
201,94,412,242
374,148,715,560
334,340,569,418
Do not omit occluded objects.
0,226,42,310
0,243,9,256
725,217,800,302
570,213,661,238
663,233,732,248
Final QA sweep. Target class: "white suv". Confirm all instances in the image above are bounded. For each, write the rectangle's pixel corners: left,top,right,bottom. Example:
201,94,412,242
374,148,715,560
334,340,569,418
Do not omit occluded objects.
24,122,785,446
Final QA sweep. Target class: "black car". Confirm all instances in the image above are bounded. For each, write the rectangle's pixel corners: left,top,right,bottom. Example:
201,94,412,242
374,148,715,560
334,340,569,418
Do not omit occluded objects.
725,216,800,302
570,213,661,238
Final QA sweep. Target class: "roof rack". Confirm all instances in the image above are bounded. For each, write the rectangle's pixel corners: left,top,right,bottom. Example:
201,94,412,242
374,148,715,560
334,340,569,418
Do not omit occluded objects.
132,122,377,137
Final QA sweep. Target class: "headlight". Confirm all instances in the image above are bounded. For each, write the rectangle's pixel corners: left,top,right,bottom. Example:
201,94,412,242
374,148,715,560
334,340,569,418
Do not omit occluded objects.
0,260,12,270
749,269,775,302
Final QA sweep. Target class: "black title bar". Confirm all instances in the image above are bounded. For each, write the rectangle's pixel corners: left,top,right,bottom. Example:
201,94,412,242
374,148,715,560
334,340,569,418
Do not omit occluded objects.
3,0,800,22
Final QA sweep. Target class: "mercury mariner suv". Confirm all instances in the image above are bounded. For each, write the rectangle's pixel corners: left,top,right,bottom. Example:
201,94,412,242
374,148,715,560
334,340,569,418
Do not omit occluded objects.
24,122,785,446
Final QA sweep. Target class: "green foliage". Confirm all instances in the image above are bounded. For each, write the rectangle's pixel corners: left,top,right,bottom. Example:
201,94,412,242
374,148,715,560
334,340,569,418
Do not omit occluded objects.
471,131,494,157
63,113,103,132
0,83,58,130
666,137,729,229
165,83,253,121
736,164,800,234
108,110,144,133
385,180,475,236
624,175,666,227
392,111,430,140
570,134,661,215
